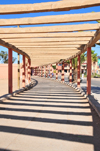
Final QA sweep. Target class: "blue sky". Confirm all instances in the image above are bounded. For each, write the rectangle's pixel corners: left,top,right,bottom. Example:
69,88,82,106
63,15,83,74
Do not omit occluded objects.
0,0,100,63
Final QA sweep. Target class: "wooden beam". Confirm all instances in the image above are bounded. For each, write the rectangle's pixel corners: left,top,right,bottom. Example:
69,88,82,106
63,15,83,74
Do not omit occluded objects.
0,38,30,59
0,31,95,39
13,42,85,46
0,0,100,14
77,29,100,55
20,48,79,52
0,24,99,34
2,37,90,43
1,12,100,26
28,51,79,55
62,29,100,62
17,45,81,48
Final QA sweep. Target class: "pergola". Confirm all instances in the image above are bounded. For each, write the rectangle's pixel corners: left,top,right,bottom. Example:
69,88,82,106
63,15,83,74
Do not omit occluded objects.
0,0,100,95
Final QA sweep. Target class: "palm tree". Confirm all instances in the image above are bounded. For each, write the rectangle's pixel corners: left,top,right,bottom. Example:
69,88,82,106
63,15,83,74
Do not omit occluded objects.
0,50,16,63
91,50,97,74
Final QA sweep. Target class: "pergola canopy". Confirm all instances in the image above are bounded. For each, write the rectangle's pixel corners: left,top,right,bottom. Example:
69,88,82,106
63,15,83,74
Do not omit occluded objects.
0,0,100,67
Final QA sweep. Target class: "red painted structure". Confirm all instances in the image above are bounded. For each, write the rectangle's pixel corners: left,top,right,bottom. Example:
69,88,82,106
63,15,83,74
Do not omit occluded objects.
70,59,72,83
8,48,12,94
28,59,31,84
77,55,80,87
22,55,25,87
56,63,58,80
61,62,64,82
87,47,91,95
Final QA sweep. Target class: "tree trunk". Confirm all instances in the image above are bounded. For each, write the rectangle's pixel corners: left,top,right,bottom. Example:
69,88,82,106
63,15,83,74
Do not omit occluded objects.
73,68,77,83
93,62,95,74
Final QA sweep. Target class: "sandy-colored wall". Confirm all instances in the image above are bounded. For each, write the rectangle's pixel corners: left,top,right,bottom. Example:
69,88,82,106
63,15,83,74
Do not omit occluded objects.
0,64,22,79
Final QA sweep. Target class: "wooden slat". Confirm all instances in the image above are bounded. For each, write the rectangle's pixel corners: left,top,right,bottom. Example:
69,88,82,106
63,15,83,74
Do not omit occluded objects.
80,29,100,53
2,38,90,43
0,39,30,59
0,31,95,39
63,29,100,62
0,24,99,33
22,48,78,52
0,12,100,26
17,45,81,48
0,0,100,14
13,42,85,46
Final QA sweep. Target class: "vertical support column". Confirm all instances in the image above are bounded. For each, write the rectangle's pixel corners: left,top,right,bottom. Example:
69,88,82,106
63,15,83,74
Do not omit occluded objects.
39,67,40,77
8,48,12,94
41,66,43,77
18,53,20,89
28,59,31,84
56,63,58,80
38,67,39,76
50,64,52,78
26,60,28,84
43,66,44,77
46,66,47,78
87,47,91,95
70,59,72,84
61,62,64,82
40,67,42,77
77,55,80,88
22,55,25,88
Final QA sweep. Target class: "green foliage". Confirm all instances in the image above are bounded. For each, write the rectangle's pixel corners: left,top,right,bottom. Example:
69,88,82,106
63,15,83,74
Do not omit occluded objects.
72,57,77,69
53,70,56,73
52,65,56,69
0,50,16,63
81,53,86,64
91,73,100,78
91,50,97,63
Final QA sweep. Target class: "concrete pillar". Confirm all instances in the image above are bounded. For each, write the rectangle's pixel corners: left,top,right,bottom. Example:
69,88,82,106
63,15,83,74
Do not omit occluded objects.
87,47,91,95
22,55,25,88
61,62,64,82
8,48,13,94
77,55,80,88
18,53,20,89
70,59,72,83
56,63,58,80
50,64,52,78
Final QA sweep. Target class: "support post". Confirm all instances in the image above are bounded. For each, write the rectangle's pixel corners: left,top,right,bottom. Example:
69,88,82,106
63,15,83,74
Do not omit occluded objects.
43,66,44,77
70,59,72,83
50,64,52,78
77,55,80,88
39,67,40,77
87,47,91,95
8,48,12,94
56,63,58,80
61,62,64,82
41,66,43,77
22,55,25,87
28,59,31,84
46,66,47,78
18,53,20,89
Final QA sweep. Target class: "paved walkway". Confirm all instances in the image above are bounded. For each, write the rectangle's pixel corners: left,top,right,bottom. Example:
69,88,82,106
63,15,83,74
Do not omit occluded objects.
0,76,100,151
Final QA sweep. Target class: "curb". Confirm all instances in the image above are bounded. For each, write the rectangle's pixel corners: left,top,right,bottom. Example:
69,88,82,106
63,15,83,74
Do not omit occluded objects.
41,76,100,118
0,80,35,102
65,82,100,118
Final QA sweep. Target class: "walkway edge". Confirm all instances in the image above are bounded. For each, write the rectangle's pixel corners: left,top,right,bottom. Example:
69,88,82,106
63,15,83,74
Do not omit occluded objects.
66,82,100,118
0,80,35,102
